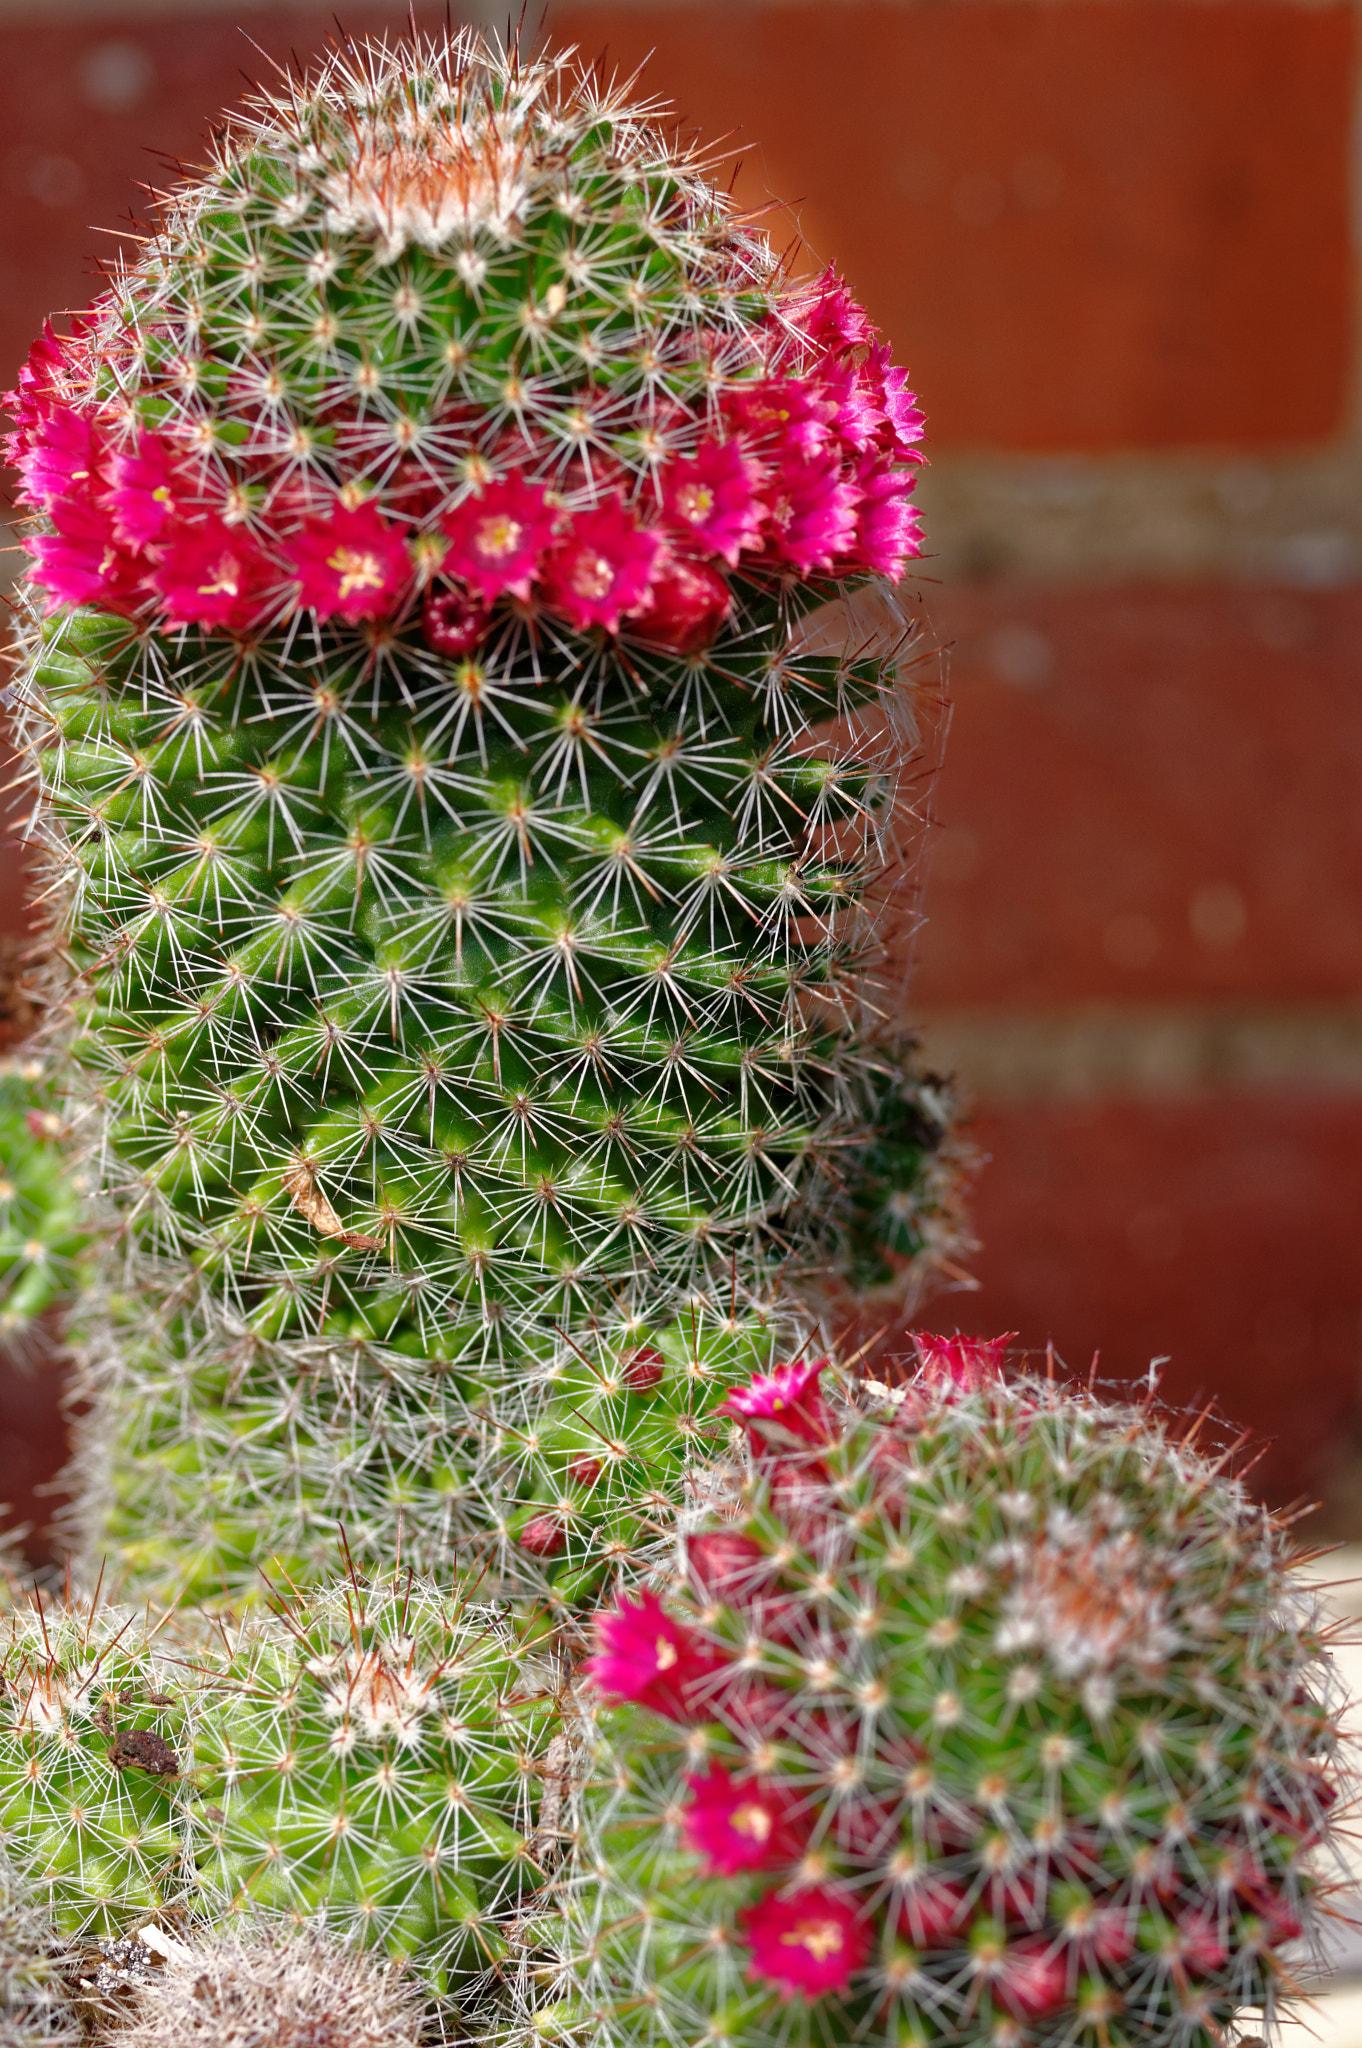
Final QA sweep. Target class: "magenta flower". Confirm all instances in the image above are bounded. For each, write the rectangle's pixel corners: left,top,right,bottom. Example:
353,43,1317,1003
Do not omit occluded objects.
152,516,276,633
583,1590,722,1721
422,585,492,658
742,1886,871,2001
790,267,876,353
15,399,115,519
723,378,837,462
661,438,764,566
440,471,558,600
283,499,413,623
627,553,731,653
866,341,926,461
757,451,859,575
991,1936,1069,2020
910,1332,1012,1394
539,497,663,634
3,320,69,471
844,452,922,578
682,1764,803,1876
109,432,198,548
27,504,146,618
814,354,888,459
719,1356,832,1446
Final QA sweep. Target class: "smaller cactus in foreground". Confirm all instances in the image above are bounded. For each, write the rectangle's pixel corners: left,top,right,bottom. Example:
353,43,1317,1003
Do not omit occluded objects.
0,1578,558,2011
0,1060,87,1355
0,1855,78,2046
117,1926,422,2048
540,1342,1347,2048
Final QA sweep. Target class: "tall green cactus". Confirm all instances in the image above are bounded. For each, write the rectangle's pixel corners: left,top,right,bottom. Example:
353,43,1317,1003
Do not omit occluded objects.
9,29,961,1601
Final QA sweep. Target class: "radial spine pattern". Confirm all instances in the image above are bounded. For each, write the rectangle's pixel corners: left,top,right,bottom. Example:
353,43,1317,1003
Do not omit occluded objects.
9,30,961,1600
550,1346,1349,2048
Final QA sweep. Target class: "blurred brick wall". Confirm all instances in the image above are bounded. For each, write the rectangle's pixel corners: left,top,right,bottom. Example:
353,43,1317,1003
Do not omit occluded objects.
0,0,1359,1534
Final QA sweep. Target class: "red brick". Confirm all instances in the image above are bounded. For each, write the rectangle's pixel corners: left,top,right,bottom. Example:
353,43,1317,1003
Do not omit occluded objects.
0,1326,67,1567
551,1,1353,451
909,585,1362,1006
914,1094,1362,1506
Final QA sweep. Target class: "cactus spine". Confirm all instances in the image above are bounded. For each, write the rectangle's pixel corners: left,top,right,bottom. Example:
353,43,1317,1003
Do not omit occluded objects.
10,27,959,1603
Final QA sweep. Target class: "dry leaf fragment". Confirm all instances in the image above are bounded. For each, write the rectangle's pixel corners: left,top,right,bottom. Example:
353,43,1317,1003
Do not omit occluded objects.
283,1156,382,1252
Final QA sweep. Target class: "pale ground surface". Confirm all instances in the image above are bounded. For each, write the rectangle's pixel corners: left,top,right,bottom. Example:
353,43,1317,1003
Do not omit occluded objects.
1268,1547,1362,2048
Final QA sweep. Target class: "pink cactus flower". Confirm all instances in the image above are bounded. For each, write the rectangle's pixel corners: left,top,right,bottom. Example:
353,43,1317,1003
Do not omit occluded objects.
991,1936,1070,2020
742,1886,871,2001
566,1452,603,1487
865,341,926,461
584,1590,723,1720
15,400,112,518
422,585,492,657
440,471,558,600
4,320,71,468
27,491,146,618
720,1356,832,1446
109,432,199,548
540,497,663,634
756,451,859,575
910,1332,1012,1394
844,452,923,578
682,1764,803,1876
790,267,877,354
661,438,764,565
519,1514,567,1558
627,552,731,653
152,515,276,633
723,378,837,462
283,499,413,623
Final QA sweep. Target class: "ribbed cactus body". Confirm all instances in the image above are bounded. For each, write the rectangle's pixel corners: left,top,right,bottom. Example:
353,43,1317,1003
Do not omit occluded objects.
11,31,957,1598
0,1581,554,2011
555,1352,1347,2048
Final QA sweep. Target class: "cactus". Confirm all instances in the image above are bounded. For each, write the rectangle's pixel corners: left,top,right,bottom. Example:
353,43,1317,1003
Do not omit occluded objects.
8,24,960,1602
0,1059,87,1358
116,1926,422,2048
0,1576,557,2014
545,1343,1348,2048
0,1855,79,2046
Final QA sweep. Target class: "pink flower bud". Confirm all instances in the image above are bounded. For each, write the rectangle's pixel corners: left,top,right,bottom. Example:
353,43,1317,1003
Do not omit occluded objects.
620,1347,665,1391
991,1936,1069,2020
519,1515,566,1558
909,1332,1013,1395
686,1531,770,1601
566,1453,602,1487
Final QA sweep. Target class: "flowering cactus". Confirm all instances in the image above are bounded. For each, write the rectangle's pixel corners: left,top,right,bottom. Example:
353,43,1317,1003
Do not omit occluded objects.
8,25,961,1602
545,1343,1347,2048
